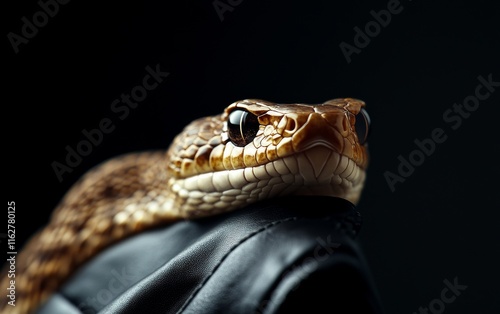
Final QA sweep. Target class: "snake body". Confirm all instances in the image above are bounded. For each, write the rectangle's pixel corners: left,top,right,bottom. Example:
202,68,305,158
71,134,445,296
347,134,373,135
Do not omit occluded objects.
0,98,369,314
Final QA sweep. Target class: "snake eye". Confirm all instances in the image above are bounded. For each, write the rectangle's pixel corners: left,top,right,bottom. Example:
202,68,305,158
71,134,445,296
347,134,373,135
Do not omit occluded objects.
355,108,370,145
227,109,259,146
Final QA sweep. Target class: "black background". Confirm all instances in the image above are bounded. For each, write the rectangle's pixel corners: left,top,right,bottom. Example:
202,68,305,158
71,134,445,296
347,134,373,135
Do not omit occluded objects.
3,0,500,313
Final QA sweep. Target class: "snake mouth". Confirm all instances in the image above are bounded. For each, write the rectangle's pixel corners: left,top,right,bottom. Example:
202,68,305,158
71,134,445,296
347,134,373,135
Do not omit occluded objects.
296,141,338,153
289,145,365,202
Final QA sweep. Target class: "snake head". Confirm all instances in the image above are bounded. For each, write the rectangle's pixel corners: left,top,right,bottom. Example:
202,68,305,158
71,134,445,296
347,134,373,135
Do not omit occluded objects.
167,99,370,217
222,98,369,168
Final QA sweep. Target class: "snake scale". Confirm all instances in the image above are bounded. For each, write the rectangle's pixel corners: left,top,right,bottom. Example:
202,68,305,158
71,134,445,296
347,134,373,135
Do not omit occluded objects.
0,98,370,314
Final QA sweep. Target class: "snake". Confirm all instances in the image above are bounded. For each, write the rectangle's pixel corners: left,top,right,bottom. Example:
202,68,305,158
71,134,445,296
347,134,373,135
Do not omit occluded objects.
0,98,370,314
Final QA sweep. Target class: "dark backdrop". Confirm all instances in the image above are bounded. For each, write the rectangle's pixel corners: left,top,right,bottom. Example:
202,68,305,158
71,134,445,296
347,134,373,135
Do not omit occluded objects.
4,0,500,313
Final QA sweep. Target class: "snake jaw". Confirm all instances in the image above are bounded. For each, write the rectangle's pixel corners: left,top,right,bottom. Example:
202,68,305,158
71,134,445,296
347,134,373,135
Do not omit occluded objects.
290,146,366,204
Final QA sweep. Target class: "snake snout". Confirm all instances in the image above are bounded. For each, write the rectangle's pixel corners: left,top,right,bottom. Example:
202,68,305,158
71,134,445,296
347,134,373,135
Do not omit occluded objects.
291,112,346,154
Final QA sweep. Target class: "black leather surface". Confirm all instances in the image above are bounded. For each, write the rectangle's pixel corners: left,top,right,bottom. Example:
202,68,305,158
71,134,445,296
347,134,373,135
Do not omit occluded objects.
36,196,384,314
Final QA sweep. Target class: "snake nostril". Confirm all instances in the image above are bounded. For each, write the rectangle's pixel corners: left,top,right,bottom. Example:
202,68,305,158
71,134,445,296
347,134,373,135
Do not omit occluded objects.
278,116,298,136
342,115,350,134
285,119,296,133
